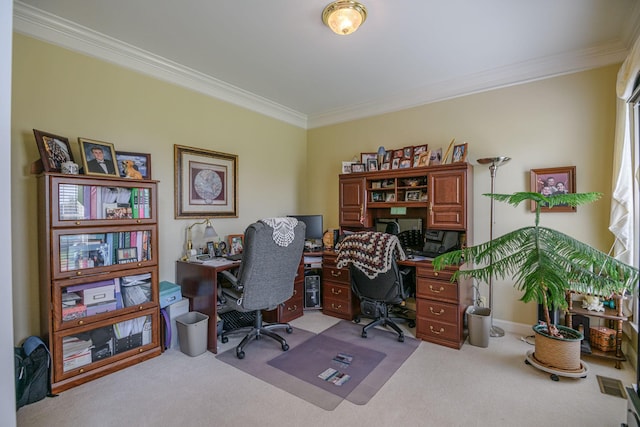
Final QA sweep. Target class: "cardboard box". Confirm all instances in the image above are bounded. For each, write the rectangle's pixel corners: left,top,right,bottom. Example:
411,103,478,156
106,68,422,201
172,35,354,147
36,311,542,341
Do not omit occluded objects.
159,281,182,309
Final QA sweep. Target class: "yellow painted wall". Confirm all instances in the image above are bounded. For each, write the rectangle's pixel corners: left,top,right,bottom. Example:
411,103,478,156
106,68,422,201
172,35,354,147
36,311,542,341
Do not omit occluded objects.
307,65,619,326
11,34,307,341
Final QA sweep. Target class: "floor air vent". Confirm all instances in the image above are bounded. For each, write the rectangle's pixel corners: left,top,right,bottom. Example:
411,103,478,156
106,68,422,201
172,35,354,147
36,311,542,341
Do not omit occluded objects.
596,375,627,399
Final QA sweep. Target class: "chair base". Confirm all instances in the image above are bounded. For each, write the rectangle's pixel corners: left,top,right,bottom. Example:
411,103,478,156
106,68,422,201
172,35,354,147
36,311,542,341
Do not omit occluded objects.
221,310,292,359
355,315,407,342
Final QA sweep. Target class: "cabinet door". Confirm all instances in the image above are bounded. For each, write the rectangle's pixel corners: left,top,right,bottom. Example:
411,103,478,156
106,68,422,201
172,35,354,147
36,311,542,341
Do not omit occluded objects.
339,176,367,227
428,169,466,230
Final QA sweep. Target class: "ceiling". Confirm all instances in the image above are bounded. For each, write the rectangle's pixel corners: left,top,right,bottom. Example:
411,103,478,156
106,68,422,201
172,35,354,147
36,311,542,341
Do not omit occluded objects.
13,0,640,129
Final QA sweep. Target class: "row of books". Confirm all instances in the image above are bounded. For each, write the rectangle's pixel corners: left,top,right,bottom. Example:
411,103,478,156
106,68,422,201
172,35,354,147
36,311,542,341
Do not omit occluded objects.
58,184,151,221
59,231,152,272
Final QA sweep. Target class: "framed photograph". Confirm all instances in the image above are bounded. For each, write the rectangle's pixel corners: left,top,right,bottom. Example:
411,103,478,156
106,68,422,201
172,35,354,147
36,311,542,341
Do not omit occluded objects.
405,190,421,201
78,138,119,177
399,159,411,169
380,162,391,170
412,144,428,167
383,151,392,164
402,146,413,160
117,247,138,264
391,158,401,169
115,151,151,180
228,234,244,255
33,129,74,173
417,150,431,167
385,193,396,202
174,145,238,218
351,163,366,173
393,149,404,159
341,161,356,174
371,192,384,202
360,152,376,165
451,142,468,163
366,158,378,171
530,166,577,213
206,241,215,256
430,148,443,165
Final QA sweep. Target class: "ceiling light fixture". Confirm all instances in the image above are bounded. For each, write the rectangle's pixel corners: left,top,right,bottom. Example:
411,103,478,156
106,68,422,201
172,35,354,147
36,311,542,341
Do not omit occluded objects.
322,1,368,35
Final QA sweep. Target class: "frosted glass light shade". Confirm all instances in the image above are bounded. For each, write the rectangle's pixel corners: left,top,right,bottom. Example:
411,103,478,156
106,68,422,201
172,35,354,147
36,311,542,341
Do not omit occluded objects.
322,1,367,35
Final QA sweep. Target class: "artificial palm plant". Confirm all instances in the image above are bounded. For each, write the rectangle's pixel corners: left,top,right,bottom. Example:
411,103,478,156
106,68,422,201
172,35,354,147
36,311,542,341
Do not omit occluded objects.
434,191,639,339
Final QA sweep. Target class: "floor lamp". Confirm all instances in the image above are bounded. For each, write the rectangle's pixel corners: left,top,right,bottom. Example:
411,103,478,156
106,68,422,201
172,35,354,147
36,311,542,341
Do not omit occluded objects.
477,156,511,338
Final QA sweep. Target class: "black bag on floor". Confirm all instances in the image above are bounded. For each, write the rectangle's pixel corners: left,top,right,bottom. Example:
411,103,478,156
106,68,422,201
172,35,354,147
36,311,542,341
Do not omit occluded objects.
15,336,54,409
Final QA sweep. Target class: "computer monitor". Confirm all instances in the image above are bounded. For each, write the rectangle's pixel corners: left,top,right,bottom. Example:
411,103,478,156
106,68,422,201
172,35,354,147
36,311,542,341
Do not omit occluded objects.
288,214,324,240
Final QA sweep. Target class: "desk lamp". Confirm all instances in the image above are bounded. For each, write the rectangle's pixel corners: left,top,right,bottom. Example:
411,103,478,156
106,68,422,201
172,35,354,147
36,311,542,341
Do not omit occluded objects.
185,218,217,258
476,156,511,338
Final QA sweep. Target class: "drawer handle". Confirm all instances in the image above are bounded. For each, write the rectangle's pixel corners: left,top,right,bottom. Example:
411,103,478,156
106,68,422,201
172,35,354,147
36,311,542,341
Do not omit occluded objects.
434,272,439,277
331,271,342,277
331,288,342,295
287,305,298,312
429,285,445,293
430,307,444,316
331,303,342,310
76,271,82,276
139,306,144,311
78,320,84,325
430,326,445,335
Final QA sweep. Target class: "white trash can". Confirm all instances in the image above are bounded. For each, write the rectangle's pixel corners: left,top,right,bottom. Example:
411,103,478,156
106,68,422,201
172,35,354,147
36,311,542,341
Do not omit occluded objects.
466,306,491,348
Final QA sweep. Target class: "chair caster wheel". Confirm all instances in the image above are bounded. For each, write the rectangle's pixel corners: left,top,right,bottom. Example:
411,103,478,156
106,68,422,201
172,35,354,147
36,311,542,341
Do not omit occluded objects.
524,359,531,365
550,374,559,382
221,336,228,344
286,327,293,334
398,335,405,342
236,350,245,359
408,321,416,328
354,317,361,324
361,332,367,338
282,343,289,351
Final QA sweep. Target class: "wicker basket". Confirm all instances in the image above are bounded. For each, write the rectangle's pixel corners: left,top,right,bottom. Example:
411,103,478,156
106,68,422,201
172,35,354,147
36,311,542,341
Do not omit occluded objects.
590,326,616,352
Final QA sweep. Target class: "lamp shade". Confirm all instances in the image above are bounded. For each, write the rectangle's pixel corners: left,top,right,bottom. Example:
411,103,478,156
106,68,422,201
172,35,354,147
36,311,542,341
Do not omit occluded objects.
322,1,367,35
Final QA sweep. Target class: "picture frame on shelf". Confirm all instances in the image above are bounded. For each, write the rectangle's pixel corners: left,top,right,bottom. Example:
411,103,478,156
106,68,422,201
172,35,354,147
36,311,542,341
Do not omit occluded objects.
402,146,413,160
442,138,456,164
78,138,119,177
117,247,138,264
417,150,431,167
371,192,384,202
115,151,151,180
391,158,400,169
342,161,356,174
530,166,577,213
366,158,378,171
385,193,396,202
351,163,366,173
412,144,428,167
430,148,443,165
228,234,244,255
383,151,392,164
360,152,376,165
393,149,404,160
206,241,215,257
399,158,411,169
405,190,421,201
451,142,468,163
174,144,238,218
33,129,75,173
380,162,391,170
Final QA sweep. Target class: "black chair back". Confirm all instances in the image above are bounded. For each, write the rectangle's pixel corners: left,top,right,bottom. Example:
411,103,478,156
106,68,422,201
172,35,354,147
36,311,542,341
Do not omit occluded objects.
350,259,407,305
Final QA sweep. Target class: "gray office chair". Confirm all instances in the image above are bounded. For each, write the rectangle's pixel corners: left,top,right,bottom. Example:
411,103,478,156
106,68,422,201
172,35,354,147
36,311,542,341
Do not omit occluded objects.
337,231,414,342
218,219,305,359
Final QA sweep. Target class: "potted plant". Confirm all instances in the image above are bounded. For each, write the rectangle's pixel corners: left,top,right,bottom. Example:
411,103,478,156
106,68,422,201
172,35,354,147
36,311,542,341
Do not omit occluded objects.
433,191,639,374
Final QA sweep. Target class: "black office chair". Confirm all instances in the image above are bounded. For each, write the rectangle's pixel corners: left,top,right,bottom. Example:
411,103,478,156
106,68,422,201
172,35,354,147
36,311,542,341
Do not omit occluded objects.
336,231,414,342
218,219,305,359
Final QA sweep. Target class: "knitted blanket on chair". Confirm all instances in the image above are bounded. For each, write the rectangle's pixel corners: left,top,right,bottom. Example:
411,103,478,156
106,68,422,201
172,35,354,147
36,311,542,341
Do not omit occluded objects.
336,231,406,279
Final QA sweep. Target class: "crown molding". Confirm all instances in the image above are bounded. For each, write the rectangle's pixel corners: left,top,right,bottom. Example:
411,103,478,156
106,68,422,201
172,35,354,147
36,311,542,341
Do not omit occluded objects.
307,40,630,128
13,2,640,130
13,2,308,129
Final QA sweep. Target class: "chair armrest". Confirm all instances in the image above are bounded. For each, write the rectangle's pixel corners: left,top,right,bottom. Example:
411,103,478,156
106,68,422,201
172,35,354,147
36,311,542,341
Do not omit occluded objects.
219,269,239,287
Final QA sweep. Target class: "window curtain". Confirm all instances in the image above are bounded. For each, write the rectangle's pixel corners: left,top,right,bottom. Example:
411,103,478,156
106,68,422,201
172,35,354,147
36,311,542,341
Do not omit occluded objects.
610,35,640,267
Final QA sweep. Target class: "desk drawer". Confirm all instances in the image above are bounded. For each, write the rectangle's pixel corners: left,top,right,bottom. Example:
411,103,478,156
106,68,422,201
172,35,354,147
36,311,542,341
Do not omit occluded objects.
323,296,353,318
322,266,349,285
416,265,456,281
323,281,350,302
416,278,458,303
416,299,458,324
416,316,459,343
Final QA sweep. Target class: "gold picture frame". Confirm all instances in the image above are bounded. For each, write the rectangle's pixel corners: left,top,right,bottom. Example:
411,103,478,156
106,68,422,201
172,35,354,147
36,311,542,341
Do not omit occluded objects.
174,144,238,218
78,138,119,177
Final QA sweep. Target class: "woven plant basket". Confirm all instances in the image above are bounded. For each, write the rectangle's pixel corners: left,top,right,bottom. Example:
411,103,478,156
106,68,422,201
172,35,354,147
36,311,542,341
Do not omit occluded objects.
532,324,584,372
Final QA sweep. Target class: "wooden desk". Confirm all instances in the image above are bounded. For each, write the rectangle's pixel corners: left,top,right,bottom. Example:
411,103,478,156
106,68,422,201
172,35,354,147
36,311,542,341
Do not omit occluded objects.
175,260,238,354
